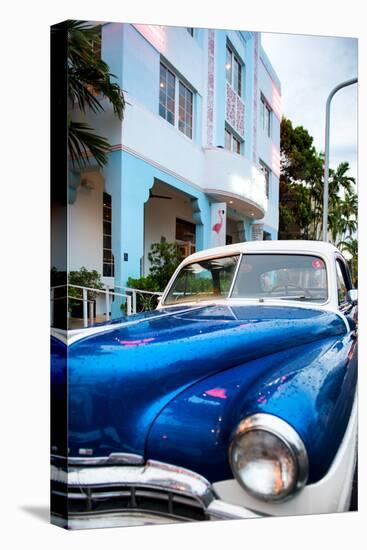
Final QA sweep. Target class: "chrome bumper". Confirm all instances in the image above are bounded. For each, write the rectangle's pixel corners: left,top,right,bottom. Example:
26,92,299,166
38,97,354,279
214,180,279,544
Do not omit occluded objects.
51,458,261,529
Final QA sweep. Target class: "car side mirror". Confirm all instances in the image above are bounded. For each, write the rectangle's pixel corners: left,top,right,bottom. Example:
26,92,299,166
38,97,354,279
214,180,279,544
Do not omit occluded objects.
347,289,358,306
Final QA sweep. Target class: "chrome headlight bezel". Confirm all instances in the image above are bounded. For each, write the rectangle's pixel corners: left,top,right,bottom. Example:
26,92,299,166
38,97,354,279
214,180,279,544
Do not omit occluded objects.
229,413,309,502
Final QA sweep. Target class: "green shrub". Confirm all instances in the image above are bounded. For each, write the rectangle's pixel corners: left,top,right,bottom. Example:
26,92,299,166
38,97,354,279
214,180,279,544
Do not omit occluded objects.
68,267,103,311
125,242,183,312
147,242,182,290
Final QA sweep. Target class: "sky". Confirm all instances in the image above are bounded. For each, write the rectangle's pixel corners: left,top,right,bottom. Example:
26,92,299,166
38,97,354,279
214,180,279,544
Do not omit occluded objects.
261,32,358,183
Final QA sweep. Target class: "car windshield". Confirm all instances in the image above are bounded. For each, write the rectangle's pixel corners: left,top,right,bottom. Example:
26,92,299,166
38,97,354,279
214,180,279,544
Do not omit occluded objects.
164,253,328,305
164,255,240,305
231,254,328,302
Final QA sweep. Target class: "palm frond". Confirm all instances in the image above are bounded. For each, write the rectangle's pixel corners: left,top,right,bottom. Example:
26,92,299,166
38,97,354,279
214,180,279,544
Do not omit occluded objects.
66,19,125,168
68,121,111,169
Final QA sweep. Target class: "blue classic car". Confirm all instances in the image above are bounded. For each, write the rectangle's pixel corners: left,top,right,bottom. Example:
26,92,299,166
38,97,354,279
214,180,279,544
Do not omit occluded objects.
51,240,358,528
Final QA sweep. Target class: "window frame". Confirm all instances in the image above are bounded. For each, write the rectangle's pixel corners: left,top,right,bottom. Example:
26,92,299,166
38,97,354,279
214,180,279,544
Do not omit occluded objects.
102,192,114,278
260,94,272,138
176,217,196,259
259,159,271,198
225,127,242,155
225,42,243,97
159,61,194,139
159,63,176,126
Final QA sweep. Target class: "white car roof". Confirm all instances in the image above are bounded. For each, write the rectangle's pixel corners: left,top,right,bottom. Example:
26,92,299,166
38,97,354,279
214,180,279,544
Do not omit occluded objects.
181,240,341,265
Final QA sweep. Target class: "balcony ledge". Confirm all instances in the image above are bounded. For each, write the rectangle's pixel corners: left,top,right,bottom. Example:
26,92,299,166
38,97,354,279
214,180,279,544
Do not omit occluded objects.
203,147,268,219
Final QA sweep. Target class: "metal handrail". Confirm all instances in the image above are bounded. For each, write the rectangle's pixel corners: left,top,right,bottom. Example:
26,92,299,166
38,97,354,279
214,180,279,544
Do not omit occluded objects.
51,284,132,328
115,285,163,296
50,283,162,328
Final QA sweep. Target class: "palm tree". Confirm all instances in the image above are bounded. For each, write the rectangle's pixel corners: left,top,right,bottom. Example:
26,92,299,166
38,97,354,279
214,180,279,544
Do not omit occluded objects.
67,20,125,169
319,163,356,243
340,191,358,239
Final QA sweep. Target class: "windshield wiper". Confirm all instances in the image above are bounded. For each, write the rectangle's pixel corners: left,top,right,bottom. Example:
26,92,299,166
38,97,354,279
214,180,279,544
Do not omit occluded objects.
277,295,306,301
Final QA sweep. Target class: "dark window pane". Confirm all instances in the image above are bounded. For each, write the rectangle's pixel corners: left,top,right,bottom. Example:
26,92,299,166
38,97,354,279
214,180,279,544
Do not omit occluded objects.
103,220,111,234
103,208,111,221
233,137,241,154
103,192,111,206
233,59,239,93
236,60,242,96
176,218,196,242
103,235,112,249
225,129,231,151
178,81,193,138
267,106,271,136
160,63,176,123
167,84,175,99
186,88,193,107
167,70,175,87
103,249,113,263
226,46,232,83
167,110,174,125
102,192,114,277
103,263,113,277
167,98,175,113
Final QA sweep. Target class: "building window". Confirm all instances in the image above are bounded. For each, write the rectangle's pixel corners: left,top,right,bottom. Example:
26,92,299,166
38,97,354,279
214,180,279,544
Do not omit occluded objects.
225,128,241,154
259,159,271,198
176,218,196,258
159,62,194,139
260,94,272,137
186,27,194,36
159,63,176,125
226,43,242,96
179,82,193,138
103,192,114,277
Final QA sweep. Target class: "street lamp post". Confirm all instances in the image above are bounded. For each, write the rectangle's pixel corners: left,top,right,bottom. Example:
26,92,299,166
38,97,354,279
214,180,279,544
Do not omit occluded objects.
322,77,357,242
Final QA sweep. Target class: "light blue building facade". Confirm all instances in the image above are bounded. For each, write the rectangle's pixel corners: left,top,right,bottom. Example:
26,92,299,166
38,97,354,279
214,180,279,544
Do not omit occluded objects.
64,23,282,313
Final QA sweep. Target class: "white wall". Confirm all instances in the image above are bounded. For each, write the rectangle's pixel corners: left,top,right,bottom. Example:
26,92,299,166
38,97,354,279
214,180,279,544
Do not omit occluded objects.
256,51,281,234
68,170,104,275
144,186,195,275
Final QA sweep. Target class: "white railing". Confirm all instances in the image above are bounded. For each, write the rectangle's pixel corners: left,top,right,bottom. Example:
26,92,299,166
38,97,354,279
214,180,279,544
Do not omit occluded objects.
50,284,162,328
115,285,163,316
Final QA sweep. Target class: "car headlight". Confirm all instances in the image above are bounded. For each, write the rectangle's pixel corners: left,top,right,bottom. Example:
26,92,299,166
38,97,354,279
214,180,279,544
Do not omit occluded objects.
229,413,308,502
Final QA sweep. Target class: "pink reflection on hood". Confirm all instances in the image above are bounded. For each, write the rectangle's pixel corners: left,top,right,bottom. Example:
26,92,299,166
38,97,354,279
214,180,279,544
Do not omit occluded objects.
206,388,228,399
118,337,155,347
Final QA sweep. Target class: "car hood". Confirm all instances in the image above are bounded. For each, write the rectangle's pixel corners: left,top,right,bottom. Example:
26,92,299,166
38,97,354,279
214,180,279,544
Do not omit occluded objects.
53,304,346,459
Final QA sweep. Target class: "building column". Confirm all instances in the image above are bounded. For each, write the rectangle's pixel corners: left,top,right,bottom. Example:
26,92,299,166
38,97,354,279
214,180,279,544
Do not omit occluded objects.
192,196,212,251
119,153,154,284
104,151,154,317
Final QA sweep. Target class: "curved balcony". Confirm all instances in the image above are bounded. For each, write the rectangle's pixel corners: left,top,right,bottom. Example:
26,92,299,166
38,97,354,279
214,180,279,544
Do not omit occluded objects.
203,147,268,219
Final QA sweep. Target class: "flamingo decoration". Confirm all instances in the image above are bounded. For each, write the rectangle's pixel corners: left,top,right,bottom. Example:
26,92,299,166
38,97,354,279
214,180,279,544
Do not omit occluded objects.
212,209,224,234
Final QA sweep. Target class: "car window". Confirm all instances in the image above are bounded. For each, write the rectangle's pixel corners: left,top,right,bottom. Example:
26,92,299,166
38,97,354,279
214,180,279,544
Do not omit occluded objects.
231,254,328,302
336,259,350,306
164,255,239,305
